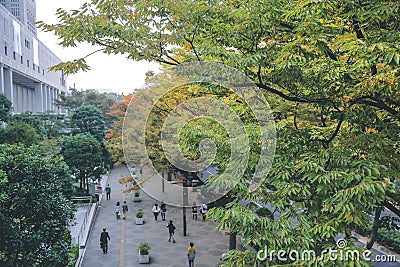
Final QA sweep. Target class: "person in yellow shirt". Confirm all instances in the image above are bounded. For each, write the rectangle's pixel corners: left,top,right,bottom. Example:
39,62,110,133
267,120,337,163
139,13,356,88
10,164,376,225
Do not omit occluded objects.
187,242,196,267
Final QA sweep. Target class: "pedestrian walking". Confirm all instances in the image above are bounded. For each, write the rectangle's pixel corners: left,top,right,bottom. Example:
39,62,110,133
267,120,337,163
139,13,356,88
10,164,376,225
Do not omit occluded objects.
166,220,176,243
152,203,161,222
187,242,196,267
100,228,110,254
122,200,128,220
160,201,167,221
115,201,121,220
105,184,111,200
200,203,208,221
192,202,198,220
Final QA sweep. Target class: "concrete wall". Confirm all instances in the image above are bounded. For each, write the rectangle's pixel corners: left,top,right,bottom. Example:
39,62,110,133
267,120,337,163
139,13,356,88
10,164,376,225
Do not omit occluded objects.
0,3,67,114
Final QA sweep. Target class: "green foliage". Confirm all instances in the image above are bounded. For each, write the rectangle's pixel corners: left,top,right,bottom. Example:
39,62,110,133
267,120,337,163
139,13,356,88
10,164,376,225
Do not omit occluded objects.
61,134,104,190
91,195,99,203
0,144,75,266
255,207,273,219
67,244,80,267
0,121,40,146
36,111,66,138
0,94,12,123
7,111,66,139
136,209,144,218
10,111,45,136
40,0,400,265
137,242,151,255
69,105,107,141
0,170,7,203
377,228,400,254
56,88,117,126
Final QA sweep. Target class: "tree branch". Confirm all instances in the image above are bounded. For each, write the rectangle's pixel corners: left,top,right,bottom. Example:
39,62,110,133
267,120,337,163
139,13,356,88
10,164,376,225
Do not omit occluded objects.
384,201,400,218
350,96,399,116
255,83,333,105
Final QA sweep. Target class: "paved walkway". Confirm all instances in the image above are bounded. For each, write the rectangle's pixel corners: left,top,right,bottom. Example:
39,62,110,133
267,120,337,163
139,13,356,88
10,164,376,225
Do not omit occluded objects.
82,165,229,267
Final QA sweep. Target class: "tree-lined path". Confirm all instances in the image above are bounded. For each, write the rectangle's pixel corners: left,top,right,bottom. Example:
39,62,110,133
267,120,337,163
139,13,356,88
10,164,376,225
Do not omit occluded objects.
82,165,228,267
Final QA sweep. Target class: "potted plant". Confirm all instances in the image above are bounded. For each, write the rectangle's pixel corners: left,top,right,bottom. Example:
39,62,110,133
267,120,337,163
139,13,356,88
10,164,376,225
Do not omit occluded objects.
134,191,140,202
135,209,144,225
138,242,151,263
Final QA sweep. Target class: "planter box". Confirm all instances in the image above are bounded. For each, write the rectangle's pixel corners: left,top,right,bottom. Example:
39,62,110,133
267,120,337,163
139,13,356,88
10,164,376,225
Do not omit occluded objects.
139,254,149,263
136,217,144,225
133,196,141,202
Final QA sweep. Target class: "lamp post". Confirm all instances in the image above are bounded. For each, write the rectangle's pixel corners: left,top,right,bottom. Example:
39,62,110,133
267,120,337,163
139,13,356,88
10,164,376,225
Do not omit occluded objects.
183,178,188,236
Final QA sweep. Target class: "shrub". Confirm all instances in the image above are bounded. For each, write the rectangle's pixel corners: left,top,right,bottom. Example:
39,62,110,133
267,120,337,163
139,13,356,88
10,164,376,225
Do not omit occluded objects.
137,242,151,255
377,228,400,254
134,191,140,197
136,209,144,218
67,244,79,267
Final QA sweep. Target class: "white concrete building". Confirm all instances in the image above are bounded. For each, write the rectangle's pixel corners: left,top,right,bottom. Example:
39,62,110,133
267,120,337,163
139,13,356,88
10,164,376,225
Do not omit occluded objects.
0,0,67,114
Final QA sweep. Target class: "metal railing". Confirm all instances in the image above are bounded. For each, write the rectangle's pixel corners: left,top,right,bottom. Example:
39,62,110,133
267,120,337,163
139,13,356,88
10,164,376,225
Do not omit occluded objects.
70,196,93,247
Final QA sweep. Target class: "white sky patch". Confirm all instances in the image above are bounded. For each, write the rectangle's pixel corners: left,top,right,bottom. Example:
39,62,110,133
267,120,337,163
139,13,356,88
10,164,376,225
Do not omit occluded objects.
36,0,160,94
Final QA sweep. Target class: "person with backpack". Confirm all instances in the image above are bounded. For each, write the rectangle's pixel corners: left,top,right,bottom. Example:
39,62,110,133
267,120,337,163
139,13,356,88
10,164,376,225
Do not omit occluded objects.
115,201,121,220
105,184,111,200
160,201,167,221
166,220,176,243
100,228,110,254
122,201,128,220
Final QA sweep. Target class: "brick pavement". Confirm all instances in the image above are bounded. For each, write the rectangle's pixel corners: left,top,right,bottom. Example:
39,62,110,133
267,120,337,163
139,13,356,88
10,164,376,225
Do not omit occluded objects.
81,165,229,267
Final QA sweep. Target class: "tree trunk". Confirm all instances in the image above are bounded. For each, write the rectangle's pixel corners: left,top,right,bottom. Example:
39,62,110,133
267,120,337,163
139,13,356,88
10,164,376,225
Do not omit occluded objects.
229,232,237,250
366,207,383,249
86,177,89,194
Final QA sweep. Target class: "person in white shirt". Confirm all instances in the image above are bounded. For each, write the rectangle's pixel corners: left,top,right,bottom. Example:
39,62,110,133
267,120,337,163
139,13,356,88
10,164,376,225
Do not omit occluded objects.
152,203,161,222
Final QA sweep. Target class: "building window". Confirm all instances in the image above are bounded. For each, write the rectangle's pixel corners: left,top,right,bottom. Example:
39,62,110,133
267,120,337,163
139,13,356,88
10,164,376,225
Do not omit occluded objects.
24,39,30,49
4,46,7,56
20,55,23,64
42,69,44,75
38,66,40,73
33,64,35,70
11,8,20,18
13,51,16,60
27,59,29,67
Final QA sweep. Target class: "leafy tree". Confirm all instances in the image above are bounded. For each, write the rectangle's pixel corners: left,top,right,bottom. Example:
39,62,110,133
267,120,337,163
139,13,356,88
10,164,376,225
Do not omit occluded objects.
0,145,75,266
0,94,12,123
0,170,6,262
56,88,117,126
9,111,66,139
69,105,107,141
37,111,66,138
0,170,7,202
61,134,104,192
105,94,134,165
10,111,45,136
0,121,40,146
56,88,116,114
39,1,400,266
